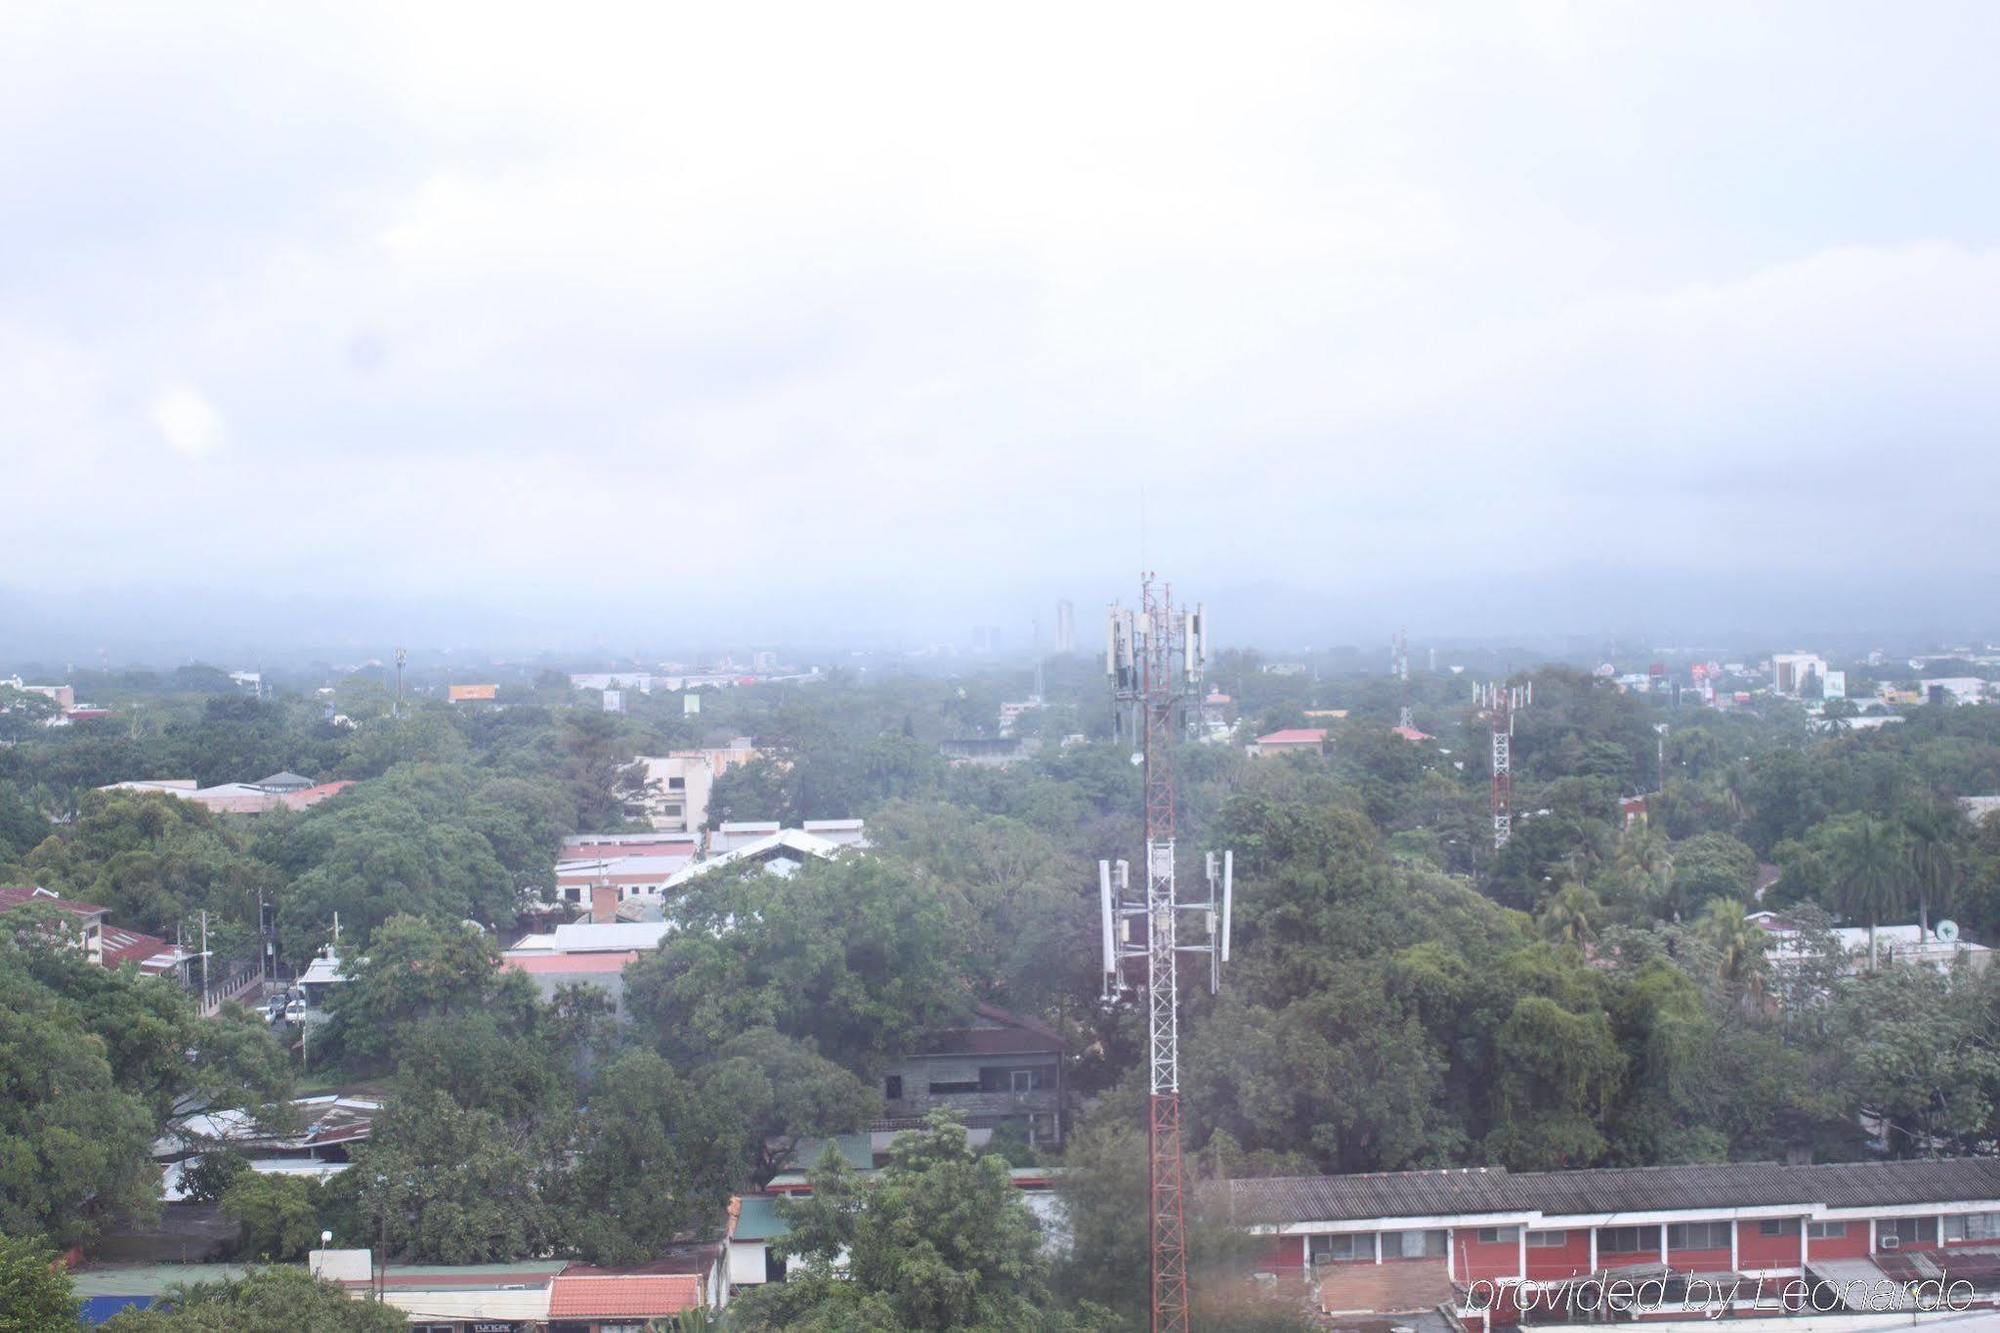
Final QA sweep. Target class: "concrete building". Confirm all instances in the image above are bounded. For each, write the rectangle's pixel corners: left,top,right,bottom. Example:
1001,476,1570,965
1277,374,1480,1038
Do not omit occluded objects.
625,742,759,837
1922,678,1991,707
877,1004,1065,1150
1771,654,1829,697
501,921,674,1018
1055,599,1076,654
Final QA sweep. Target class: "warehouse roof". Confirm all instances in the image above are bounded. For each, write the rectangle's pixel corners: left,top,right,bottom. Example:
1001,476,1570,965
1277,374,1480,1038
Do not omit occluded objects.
1223,1158,2000,1227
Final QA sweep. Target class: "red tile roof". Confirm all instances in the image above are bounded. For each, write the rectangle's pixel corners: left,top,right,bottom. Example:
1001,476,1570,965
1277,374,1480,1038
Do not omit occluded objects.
1390,725,1433,742
548,1274,703,1318
1257,728,1327,745
501,951,640,975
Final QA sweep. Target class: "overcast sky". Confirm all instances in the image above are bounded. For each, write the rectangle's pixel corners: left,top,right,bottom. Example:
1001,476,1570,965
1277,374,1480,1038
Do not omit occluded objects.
6,2,2000,655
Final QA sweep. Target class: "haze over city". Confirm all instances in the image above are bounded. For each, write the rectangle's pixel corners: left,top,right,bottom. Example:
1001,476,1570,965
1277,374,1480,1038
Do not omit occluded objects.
7,2,2000,658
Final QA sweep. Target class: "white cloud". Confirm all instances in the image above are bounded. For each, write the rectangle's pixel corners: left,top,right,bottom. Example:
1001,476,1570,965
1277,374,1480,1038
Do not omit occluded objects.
150,385,227,459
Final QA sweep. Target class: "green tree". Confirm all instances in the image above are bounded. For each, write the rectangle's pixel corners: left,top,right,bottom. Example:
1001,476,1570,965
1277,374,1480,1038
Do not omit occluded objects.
103,1267,405,1331
344,1089,546,1263
557,1051,744,1267
1695,898,1770,1000
0,1232,79,1332
625,855,965,1072
327,914,509,1067
696,1028,880,1176
1821,814,1911,970
732,1110,1053,1332
218,1172,320,1262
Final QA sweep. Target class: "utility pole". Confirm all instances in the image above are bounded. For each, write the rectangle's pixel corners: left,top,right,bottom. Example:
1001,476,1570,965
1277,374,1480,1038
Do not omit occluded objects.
1100,576,1232,1333
394,648,407,719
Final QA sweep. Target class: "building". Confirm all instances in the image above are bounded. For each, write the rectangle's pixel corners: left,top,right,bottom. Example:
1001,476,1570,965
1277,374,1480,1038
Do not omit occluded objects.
625,742,759,837
98,774,353,816
295,1250,725,1328
157,1093,381,1199
1055,599,1076,654
447,683,499,703
877,1004,1065,1150
0,883,107,962
570,672,655,693
1771,654,1829,697
1922,678,1991,707
648,825,853,902
1253,728,1328,758
1751,911,1990,977
1392,724,1435,743
0,675,75,710
501,921,674,1018
1225,1156,2000,1327
554,847,698,909
939,736,1040,766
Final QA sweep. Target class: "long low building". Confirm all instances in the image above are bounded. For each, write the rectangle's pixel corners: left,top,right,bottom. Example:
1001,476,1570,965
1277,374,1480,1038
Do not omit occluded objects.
1225,1158,2000,1326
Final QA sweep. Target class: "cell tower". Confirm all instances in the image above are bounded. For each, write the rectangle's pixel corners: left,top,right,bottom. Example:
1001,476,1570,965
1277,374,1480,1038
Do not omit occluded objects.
1100,575,1232,1333
1476,678,1532,849
1393,628,1413,731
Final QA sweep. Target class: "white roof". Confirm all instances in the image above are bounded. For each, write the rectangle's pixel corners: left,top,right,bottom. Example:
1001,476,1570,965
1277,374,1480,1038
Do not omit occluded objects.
299,953,350,986
507,921,672,954
556,854,695,877
381,1286,553,1321
661,828,844,891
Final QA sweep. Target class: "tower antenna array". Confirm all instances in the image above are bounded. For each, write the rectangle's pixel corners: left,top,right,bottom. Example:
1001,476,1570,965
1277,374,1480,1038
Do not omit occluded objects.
1100,574,1232,1333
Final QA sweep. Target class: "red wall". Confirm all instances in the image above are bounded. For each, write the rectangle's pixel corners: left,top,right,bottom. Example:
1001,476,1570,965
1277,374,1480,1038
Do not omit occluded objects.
1738,1221,1806,1268
1453,1231,1522,1282
1524,1229,1594,1281
1807,1225,1869,1261
1256,1236,1305,1274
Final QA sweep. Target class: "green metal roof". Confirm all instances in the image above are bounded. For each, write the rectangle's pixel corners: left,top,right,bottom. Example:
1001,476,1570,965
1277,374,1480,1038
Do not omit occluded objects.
734,1195,792,1243
72,1264,257,1297
787,1133,873,1171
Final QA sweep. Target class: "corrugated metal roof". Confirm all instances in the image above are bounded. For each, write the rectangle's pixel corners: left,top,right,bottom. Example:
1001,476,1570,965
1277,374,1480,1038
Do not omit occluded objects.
1225,1158,2000,1226
733,1195,791,1242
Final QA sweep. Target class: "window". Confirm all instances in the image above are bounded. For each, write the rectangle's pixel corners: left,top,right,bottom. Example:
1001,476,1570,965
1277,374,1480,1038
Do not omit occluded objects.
1946,1213,2000,1242
1477,1227,1520,1245
1309,1233,1370,1263
1528,1230,1569,1249
1807,1221,1846,1240
1381,1229,1446,1259
1878,1217,1938,1249
979,1065,1052,1092
1597,1226,1659,1256
884,1075,903,1100
1668,1222,1732,1251
1759,1219,1801,1237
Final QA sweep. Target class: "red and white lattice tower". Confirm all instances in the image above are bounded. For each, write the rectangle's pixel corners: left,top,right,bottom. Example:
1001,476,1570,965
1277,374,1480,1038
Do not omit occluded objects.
1100,575,1231,1333
1477,678,1532,849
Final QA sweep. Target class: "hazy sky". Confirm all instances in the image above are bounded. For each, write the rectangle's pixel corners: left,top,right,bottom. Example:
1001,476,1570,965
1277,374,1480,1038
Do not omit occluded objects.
6,2,2000,653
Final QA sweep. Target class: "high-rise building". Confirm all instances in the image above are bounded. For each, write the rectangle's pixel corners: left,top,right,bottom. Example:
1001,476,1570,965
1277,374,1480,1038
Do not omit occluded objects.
1055,599,1076,654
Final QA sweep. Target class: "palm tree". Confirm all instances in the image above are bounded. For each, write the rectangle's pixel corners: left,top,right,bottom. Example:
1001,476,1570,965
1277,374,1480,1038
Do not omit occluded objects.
1824,815,1910,971
1696,897,1769,1001
1538,882,1601,949
1902,801,1961,936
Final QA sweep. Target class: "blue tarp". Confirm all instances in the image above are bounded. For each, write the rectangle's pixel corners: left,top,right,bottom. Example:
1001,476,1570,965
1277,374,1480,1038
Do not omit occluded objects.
80,1295,153,1325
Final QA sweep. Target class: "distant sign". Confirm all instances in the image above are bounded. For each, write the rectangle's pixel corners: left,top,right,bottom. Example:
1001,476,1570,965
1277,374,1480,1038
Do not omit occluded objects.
1822,671,1847,700
684,692,701,716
